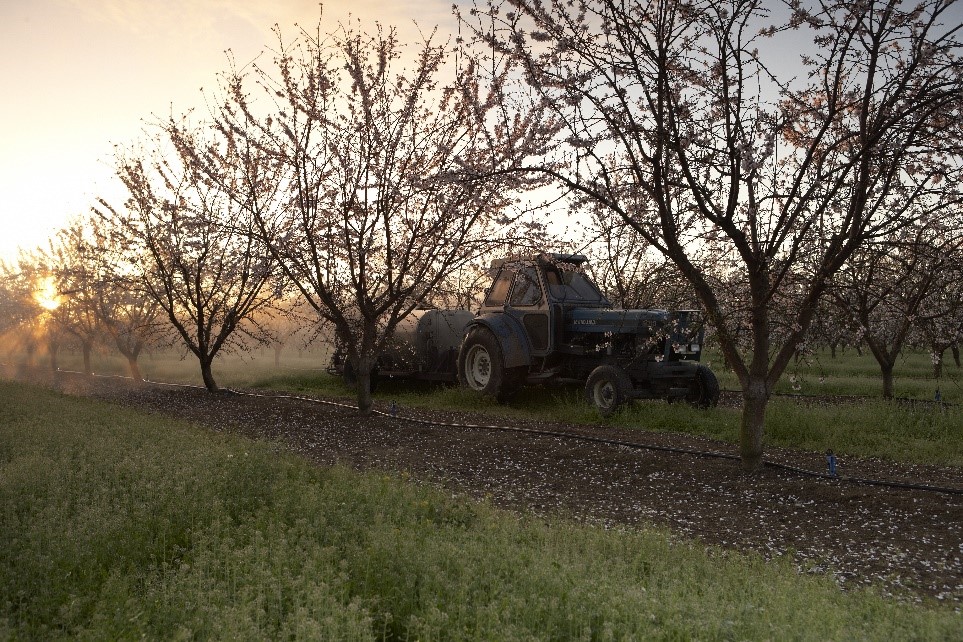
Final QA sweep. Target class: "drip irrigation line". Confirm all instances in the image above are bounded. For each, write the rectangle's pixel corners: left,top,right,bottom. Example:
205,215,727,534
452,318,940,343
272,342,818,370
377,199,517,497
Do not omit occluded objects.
234,388,963,497
15,367,963,497
720,388,957,407
238,388,743,462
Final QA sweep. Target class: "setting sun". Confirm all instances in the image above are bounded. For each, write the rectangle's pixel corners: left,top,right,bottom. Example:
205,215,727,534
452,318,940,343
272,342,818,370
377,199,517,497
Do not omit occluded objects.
34,276,62,311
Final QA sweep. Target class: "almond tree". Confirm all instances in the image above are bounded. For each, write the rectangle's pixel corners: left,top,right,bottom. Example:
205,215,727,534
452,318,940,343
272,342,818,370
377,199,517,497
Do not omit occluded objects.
424,261,497,310
74,218,165,382
96,278,162,382
0,252,66,373
97,127,283,392
805,296,859,359
0,257,46,372
462,0,963,470
830,219,963,393
249,295,320,368
0,265,21,341
45,222,105,375
917,259,963,379
180,22,549,413
582,213,696,310
0,260,35,343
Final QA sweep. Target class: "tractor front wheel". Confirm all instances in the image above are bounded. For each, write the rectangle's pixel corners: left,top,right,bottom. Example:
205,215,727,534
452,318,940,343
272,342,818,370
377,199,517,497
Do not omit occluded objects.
585,364,632,417
685,364,720,408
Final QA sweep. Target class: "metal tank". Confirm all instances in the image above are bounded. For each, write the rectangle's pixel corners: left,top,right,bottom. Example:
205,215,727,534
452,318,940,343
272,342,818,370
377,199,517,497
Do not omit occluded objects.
380,309,474,380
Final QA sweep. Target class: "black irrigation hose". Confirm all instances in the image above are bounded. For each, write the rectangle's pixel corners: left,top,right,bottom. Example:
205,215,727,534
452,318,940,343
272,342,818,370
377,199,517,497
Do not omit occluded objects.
19,367,963,497
234,388,963,496
721,388,958,408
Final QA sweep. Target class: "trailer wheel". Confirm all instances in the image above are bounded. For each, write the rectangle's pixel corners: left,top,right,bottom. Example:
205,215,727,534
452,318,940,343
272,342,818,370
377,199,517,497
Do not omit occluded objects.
458,327,518,402
685,364,719,408
585,365,632,417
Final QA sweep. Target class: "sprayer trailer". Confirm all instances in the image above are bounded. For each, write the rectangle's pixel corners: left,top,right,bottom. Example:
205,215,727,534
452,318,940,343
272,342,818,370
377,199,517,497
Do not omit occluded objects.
331,253,719,415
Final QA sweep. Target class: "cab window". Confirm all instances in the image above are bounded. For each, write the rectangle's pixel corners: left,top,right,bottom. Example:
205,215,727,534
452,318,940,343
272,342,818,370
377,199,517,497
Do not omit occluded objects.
544,265,607,303
509,267,543,307
484,268,513,306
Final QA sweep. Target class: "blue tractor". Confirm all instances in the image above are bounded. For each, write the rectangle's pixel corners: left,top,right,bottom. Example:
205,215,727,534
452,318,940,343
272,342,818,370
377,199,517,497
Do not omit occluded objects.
333,253,719,415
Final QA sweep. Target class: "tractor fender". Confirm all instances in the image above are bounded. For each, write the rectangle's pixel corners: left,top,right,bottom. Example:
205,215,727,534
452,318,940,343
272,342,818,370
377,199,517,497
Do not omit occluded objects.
465,314,532,370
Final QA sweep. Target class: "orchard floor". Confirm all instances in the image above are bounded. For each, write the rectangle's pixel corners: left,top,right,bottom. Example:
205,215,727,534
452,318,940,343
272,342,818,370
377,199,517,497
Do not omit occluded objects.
14,368,963,607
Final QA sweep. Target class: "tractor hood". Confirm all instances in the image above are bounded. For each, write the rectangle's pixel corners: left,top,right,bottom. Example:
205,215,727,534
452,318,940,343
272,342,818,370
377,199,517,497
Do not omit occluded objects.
564,308,672,334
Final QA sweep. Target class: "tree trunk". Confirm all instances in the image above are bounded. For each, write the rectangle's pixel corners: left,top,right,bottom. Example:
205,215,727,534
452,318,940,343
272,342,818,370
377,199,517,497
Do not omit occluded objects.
82,341,92,375
127,355,143,382
932,347,944,379
200,359,219,392
353,352,378,415
22,339,37,373
739,376,768,472
880,362,895,399
348,348,378,415
274,345,282,368
356,368,374,414
48,341,59,373
953,344,961,368
830,342,837,359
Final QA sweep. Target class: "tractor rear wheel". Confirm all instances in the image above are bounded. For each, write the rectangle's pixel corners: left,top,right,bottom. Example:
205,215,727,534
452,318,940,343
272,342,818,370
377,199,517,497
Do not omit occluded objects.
457,327,519,403
585,364,632,417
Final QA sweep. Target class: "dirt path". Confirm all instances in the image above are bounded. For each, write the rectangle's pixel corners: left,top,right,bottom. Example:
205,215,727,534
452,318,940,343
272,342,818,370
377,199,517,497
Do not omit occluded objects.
24,371,963,606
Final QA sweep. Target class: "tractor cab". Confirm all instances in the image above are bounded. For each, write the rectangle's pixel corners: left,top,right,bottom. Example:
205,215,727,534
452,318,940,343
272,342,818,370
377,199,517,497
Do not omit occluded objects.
479,253,609,358
475,252,707,369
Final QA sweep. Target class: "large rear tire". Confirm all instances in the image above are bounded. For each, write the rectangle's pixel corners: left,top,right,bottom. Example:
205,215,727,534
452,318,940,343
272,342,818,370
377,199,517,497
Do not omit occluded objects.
457,327,520,403
584,364,632,417
686,364,719,408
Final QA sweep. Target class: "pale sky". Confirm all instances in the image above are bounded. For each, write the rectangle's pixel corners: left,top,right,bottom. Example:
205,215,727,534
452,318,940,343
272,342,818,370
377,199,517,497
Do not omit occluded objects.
2,1,960,264
0,0,460,263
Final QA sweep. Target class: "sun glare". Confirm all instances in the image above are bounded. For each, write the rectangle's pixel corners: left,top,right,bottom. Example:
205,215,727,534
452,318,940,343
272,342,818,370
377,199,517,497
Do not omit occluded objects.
34,276,62,311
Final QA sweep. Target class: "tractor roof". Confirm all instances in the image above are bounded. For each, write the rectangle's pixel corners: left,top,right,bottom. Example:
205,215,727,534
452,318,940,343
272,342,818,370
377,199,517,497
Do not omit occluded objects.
489,253,589,270
541,253,589,265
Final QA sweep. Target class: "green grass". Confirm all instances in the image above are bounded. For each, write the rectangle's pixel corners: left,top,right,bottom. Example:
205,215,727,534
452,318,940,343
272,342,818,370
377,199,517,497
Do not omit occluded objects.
1,379,959,640
250,374,963,468
13,345,963,466
760,398,961,460
26,343,962,402
702,348,962,402
9,346,334,390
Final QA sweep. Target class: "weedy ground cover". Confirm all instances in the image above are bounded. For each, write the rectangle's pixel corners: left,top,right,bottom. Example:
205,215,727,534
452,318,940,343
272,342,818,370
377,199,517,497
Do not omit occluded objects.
20,345,963,466
37,345,962,402
254,373,963,467
1,379,960,640
705,348,961,401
